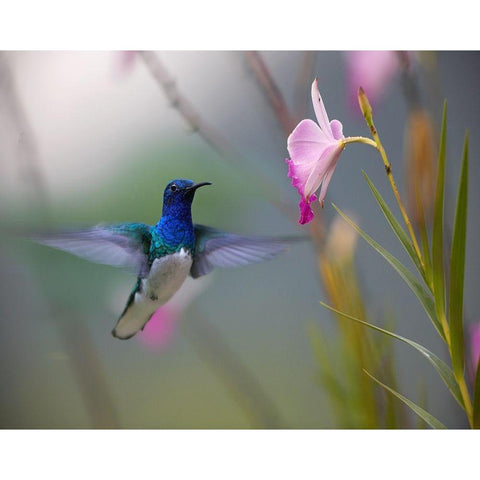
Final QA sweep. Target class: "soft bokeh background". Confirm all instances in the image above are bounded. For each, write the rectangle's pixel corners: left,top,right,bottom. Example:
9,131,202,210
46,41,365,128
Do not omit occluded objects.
0,51,479,428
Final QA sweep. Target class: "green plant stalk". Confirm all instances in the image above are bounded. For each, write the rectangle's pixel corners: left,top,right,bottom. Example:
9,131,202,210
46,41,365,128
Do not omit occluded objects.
357,87,423,268
456,375,473,427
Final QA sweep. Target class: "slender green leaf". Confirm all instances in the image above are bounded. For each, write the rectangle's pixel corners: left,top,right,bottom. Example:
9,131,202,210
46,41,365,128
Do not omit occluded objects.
432,102,448,334
320,302,464,409
332,204,444,340
364,370,447,429
474,358,480,429
448,133,469,377
362,171,429,288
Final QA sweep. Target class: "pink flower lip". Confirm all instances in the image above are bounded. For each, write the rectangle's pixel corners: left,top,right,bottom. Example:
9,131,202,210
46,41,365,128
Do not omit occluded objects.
286,78,345,224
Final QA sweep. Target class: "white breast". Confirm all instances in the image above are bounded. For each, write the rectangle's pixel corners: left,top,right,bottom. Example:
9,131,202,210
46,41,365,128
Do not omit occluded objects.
142,248,193,305
112,248,193,340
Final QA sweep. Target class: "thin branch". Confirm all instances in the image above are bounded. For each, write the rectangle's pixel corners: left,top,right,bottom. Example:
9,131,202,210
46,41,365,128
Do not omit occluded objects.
139,51,235,160
294,51,317,120
243,51,297,137
138,51,297,223
0,53,49,215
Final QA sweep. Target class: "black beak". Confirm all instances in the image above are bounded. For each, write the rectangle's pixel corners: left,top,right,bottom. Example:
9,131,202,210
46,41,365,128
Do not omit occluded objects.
187,182,212,191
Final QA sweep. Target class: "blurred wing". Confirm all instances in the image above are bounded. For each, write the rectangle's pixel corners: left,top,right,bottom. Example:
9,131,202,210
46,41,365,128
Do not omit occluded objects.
32,223,151,277
190,224,299,278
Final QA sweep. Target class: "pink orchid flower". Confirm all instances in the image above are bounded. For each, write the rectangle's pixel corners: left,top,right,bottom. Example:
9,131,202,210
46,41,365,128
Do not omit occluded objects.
286,78,345,224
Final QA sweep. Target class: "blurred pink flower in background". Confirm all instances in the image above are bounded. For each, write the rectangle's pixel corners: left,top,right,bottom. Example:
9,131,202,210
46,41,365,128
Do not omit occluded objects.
286,78,345,225
139,304,177,350
114,51,138,77
469,323,480,380
138,276,210,352
345,51,405,113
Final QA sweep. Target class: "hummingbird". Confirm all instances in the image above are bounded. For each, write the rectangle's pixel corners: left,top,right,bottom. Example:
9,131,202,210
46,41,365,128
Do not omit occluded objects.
34,179,297,340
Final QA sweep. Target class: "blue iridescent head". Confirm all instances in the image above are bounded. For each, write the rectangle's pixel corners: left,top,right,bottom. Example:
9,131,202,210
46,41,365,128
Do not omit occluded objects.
156,179,211,250
161,179,211,218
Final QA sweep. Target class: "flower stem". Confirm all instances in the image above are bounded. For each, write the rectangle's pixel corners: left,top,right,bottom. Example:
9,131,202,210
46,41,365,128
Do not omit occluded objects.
342,136,377,148
376,133,424,266
344,133,423,266
357,88,424,267
243,51,297,137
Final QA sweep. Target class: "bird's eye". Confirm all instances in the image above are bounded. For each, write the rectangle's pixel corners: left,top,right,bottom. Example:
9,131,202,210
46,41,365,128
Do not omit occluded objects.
170,184,178,192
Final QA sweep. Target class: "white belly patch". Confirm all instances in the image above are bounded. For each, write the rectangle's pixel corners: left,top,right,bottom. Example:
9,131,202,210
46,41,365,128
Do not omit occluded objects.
112,248,193,339
139,248,193,305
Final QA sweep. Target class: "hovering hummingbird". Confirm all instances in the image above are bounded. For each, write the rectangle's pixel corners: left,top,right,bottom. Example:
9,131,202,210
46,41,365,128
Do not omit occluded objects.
34,179,298,340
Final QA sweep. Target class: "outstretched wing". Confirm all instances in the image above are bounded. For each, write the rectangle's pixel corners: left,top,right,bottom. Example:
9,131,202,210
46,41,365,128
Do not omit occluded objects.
32,223,152,277
190,224,299,278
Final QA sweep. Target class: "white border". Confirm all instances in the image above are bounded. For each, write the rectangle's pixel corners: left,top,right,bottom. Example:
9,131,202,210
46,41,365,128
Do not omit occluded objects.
1,430,478,479
1,1,478,50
